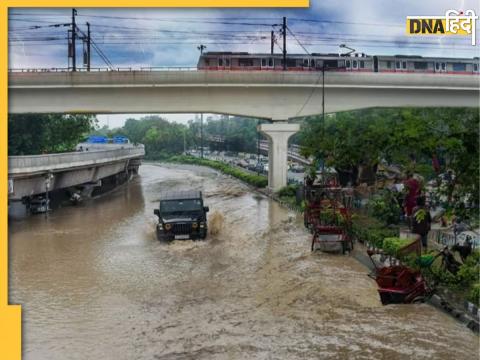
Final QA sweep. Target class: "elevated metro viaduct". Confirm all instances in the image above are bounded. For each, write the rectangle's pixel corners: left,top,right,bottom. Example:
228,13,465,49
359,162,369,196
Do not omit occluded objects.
9,70,480,190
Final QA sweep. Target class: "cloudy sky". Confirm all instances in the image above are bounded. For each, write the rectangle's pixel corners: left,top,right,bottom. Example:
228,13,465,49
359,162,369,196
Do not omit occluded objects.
8,1,479,127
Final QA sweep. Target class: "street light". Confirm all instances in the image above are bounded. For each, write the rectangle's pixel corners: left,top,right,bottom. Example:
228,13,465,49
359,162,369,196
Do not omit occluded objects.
197,44,207,55
339,43,356,55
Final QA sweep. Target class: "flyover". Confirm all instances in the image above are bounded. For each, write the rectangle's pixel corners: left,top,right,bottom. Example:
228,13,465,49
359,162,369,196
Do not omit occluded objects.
8,69,480,189
8,145,145,201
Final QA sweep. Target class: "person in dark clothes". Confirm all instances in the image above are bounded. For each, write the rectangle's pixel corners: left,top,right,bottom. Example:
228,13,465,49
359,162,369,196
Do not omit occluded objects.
412,196,432,251
403,171,421,228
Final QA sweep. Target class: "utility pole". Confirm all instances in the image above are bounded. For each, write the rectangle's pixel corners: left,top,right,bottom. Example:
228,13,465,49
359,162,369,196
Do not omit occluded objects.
270,30,275,55
200,113,204,159
71,8,77,71
86,22,91,71
257,120,261,175
282,17,287,70
322,62,325,172
183,128,186,154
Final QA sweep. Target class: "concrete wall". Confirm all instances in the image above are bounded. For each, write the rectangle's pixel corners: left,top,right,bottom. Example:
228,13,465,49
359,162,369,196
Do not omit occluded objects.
9,71,479,119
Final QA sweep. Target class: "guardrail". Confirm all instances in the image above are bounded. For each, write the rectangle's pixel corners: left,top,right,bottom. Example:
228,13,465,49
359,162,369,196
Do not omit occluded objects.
8,67,199,73
9,146,145,174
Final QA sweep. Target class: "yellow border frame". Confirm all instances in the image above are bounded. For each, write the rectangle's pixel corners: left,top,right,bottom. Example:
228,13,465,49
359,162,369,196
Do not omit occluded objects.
1,1,308,359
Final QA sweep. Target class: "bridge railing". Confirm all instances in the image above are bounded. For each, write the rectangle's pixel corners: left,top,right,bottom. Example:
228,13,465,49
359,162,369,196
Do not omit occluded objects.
9,146,145,174
8,67,198,73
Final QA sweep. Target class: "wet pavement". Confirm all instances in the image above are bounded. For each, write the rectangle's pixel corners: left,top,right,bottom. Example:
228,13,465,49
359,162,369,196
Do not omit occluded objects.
9,163,479,359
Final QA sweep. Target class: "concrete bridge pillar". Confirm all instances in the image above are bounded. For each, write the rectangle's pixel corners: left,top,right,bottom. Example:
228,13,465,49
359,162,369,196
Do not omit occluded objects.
259,122,300,191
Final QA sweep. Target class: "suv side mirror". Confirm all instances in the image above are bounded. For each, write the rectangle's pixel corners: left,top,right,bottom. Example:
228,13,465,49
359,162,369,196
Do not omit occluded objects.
154,209,160,217
204,206,209,212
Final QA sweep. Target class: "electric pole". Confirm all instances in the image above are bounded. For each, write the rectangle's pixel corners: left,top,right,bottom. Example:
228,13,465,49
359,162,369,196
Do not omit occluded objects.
86,22,91,71
200,113,204,159
257,120,261,175
71,8,77,71
282,17,287,70
271,30,275,55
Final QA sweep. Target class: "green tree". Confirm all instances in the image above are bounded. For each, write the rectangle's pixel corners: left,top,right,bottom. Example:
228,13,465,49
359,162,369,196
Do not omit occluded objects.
299,107,479,202
8,114,97,155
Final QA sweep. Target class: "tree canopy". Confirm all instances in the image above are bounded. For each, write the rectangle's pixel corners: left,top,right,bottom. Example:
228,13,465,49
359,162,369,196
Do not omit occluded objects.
8,114,97,155
299,107,479,201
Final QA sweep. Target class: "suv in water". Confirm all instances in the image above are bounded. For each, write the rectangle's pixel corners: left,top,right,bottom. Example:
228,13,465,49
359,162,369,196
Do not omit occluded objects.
153,191,209,241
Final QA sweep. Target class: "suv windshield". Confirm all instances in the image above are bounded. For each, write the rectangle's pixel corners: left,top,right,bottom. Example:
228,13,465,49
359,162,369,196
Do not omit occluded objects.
160,199,202,214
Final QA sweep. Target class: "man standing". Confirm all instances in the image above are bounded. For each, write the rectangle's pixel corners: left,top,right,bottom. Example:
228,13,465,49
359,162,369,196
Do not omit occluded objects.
412,196,432,251
403,171,420,228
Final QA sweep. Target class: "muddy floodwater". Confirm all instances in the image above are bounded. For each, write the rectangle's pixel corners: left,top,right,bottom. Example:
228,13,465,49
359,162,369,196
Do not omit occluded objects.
9,163,479,359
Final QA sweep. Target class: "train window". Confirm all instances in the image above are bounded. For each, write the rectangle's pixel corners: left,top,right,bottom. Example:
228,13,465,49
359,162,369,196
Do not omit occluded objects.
218,59,223,66
239,59,254,67
414,62,428,70
386,61,391,69
310,59,315,67
352,60,358,69
474,63,479,72
396,61,401,69
402,61,407,69
360,60,365,68
441,62,446,71
261,58,267,67
225,59,230,67
452,63,466,71
268,58,274,67
287,59,297,67
346,60,351,68
435,62,440,71
303,59,309,67
205,59,210,66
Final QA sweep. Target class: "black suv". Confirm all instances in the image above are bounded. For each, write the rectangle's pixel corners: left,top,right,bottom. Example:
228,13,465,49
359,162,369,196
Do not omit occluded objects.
153,191,209,241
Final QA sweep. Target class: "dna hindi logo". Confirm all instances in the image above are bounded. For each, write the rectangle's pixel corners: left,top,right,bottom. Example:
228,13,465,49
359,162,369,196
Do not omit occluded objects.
406,9,478,45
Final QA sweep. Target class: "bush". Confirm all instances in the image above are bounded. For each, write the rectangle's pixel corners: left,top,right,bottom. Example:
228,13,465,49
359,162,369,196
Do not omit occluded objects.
167,155,268,188
277,184,298,198
456,250,480,288
350,214,399,247
367,190,401,225
468,284,480,305
382,237,413,257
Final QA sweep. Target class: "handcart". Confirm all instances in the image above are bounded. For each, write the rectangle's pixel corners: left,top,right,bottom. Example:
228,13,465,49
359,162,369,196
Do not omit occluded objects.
304,179,353,254
367,237,431,305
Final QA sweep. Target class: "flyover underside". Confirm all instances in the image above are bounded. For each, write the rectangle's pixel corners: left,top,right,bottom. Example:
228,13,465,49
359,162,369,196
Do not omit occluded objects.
8,86,479,119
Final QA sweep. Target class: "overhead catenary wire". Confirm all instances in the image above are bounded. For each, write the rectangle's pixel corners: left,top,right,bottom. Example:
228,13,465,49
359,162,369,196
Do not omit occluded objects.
8,11,478,67
76,26,114,69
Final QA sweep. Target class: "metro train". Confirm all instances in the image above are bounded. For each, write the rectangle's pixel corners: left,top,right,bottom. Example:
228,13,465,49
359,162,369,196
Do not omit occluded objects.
197,52,480,75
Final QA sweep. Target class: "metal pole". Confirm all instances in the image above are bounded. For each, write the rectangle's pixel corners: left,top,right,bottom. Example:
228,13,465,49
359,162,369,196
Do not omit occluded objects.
200,113,204,159
183,128,186,154
72,8,77,72
282,17,287,70
257,120,261,175
86,22,91,71
322,62,325,172
271,30,274,55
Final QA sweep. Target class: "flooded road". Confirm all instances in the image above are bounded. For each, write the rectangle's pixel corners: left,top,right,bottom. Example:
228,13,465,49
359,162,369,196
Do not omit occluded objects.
9,163,479,359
